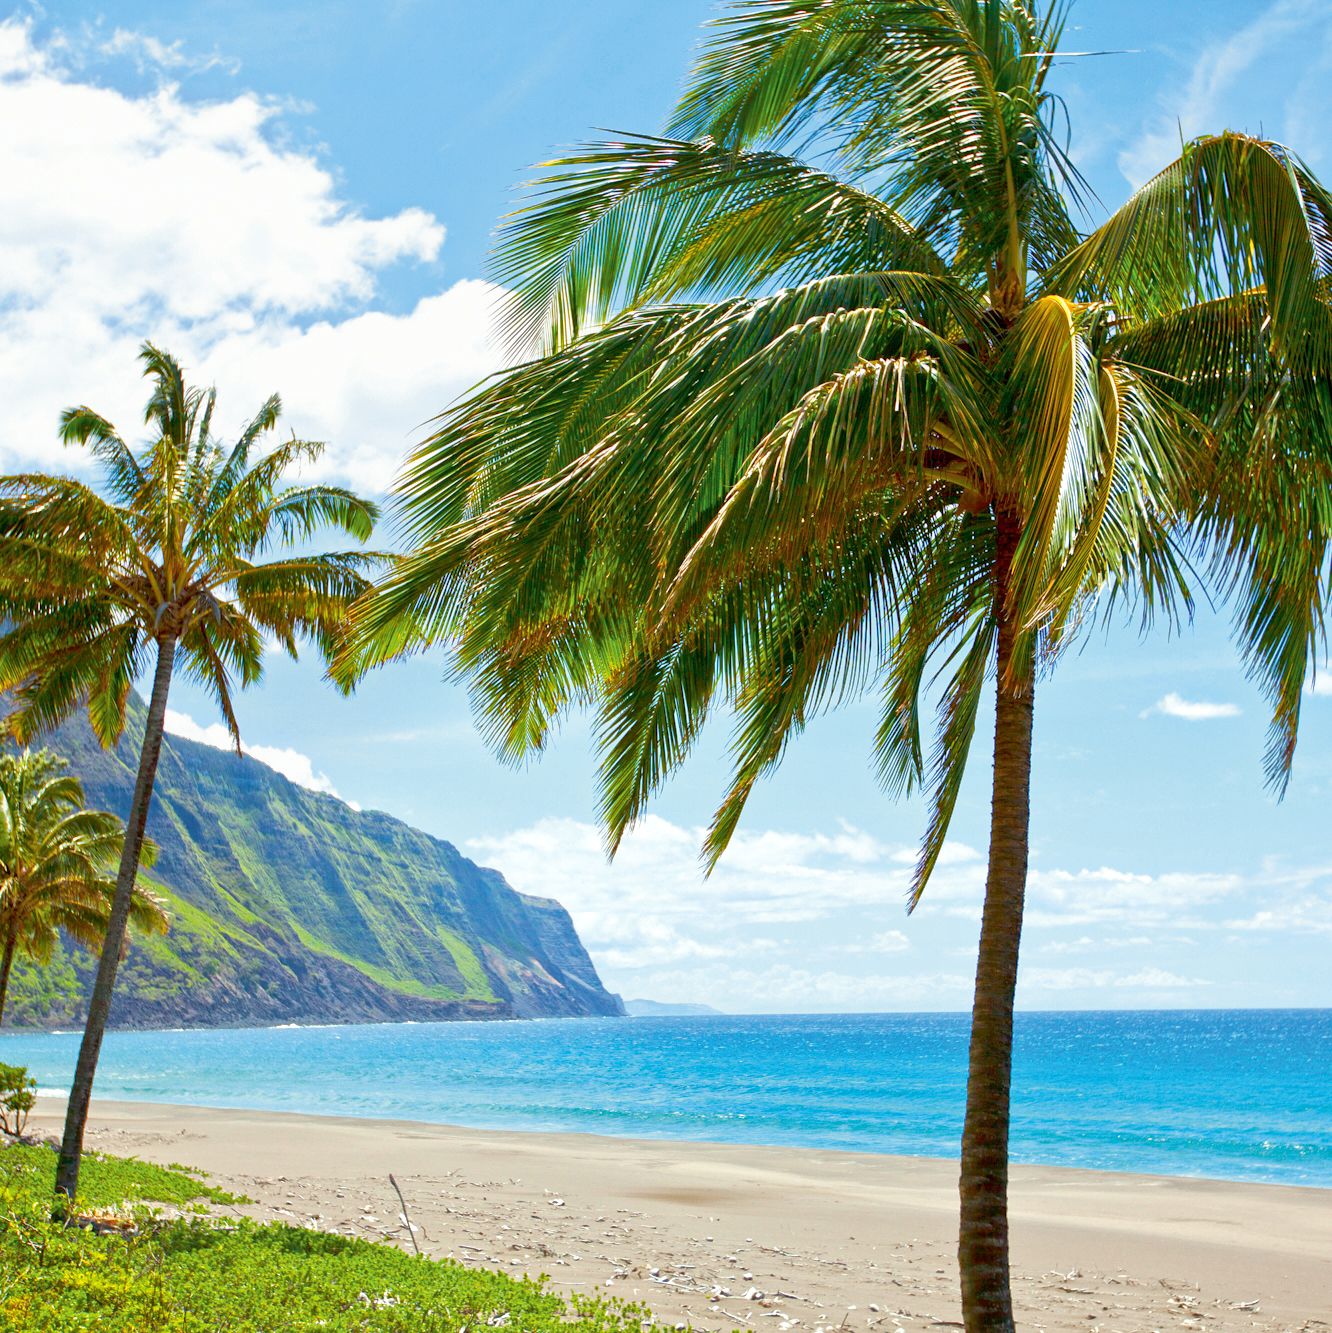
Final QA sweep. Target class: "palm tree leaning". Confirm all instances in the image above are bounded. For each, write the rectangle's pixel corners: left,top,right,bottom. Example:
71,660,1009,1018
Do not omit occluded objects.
345,4,1332,1326
0,343,380,1205
0,749,167,1024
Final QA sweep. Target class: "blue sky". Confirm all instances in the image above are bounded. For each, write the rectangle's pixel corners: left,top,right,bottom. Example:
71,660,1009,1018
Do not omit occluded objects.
2,1,1331,1012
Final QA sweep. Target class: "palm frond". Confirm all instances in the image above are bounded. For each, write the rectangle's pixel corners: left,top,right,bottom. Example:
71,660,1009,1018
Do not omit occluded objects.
0,342,378,750
58,409,145,506
495,133,947,353
1053,134,1332,369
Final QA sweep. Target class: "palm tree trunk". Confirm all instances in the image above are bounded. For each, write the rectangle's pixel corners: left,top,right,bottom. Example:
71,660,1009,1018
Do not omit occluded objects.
958,508,1036,1332
0,932,17,1027
54,636,177,1206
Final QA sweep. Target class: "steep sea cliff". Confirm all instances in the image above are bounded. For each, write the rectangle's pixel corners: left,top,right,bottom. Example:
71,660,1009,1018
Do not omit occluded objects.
7,704,622,1029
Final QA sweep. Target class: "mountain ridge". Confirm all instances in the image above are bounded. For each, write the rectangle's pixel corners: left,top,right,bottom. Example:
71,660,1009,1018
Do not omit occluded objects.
6,702,623,1030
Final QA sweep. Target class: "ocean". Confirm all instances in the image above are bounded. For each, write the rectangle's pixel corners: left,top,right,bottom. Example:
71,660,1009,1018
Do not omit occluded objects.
5,1009,1330,1187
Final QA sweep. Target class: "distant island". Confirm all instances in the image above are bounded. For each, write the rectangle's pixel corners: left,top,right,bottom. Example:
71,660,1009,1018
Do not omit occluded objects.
7,699,623,1030
623,999,723,1017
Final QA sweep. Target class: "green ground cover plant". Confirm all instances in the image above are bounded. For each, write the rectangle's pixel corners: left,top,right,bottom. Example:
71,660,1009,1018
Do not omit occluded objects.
0,1143,661,1333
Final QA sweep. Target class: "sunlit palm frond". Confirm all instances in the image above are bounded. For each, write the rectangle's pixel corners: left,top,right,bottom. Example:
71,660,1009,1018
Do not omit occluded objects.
0,343,379,753
671,0,1079,300
1054,134,1332,367
494,132,948,353
58,409,145,507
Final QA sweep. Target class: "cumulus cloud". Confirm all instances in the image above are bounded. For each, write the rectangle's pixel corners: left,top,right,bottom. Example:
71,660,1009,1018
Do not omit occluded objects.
629,958,1221,1013
1025,865,1243,929
465,815,980,986
1140,692,1241,721
1038,934,1161,956
1305,674,1332,697
465,810,1317,1006
1226,897,1332,936
0,20,501,491
848,930,911,955
470,814,977,908
199,281,502,492
164,708,357,807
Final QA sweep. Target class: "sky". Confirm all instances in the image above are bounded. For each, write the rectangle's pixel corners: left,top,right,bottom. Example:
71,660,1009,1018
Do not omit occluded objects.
2,1,1332,1013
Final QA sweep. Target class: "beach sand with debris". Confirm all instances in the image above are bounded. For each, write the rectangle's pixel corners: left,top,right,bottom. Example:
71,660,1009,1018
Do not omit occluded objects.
31,1096,1332,1333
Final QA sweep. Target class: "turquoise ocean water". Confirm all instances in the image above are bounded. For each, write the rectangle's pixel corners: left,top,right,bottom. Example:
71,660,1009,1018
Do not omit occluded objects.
4,1010,1330,1186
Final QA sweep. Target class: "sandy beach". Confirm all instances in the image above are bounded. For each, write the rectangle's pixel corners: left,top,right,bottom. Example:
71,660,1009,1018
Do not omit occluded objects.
29,1095,1331,1332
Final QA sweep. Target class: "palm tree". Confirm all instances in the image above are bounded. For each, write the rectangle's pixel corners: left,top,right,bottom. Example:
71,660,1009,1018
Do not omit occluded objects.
343,4,1331,1327
0,749,167,1025
0,343,380,1204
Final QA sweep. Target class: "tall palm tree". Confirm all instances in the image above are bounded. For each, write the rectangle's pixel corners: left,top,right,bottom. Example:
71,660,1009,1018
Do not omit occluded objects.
344,3,1332,1327
0,749,167,1025
0,343,380,1204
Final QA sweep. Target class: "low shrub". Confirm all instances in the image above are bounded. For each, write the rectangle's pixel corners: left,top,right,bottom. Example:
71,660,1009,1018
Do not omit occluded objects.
0,1066,34,1141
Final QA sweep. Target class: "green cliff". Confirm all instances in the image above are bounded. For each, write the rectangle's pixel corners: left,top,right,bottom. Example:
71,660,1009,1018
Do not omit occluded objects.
6,705,622,1029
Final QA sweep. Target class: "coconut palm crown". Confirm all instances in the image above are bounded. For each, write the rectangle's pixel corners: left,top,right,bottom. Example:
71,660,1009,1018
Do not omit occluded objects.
344,3,1332,1329
0,749,166,1025
0,342,381,1203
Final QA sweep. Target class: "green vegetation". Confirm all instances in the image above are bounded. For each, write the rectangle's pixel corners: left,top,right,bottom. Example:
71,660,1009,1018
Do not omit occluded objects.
0,342,381,1200
0,1066,35,1140
0,750,167,1023
344,4,1332,1329
0,1144,656,1333
0,1144,245,1211
436,927,497,1002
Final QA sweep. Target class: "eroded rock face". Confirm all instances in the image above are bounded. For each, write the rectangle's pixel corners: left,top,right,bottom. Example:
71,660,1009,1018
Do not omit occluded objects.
7,704,623,1031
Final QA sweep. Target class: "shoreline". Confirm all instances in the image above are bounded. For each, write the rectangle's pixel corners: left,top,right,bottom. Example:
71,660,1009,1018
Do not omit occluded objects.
30,1095,1332,1332
26,1086,1332,1195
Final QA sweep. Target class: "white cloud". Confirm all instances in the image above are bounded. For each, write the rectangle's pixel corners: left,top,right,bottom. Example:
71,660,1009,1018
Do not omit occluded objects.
1305,675,1332,697
633,959,1209,1014
848,930,911,955
1118,0,1332,186
1028,865,1241,919
164,708,357,807
198,280,502,492
1022,967,1209,992
466,815,932,928
1038,934,1161,956
464,810,1265,999
627,964,976,1013
469,811,1332,1008
98,28,239,76
1226,897,1332,936
1140,692,1241,721
0,20,501,492
465,815,979,982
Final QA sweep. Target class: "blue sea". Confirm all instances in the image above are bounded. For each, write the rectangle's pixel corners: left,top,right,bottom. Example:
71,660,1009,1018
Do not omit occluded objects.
5,1010,1330,1187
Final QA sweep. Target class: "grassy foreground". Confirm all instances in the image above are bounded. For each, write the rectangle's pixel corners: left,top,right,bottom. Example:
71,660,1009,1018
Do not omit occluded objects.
0,1145,658,1331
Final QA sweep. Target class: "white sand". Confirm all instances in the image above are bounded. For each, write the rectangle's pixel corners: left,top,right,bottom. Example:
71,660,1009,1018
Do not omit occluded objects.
31,1096,1332,1332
